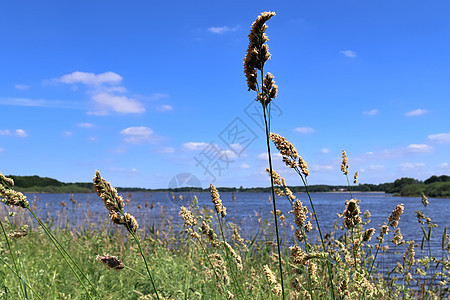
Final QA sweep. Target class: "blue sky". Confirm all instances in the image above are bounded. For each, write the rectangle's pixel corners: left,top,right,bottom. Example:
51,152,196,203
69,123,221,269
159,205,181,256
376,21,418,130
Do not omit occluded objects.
1,1,449,188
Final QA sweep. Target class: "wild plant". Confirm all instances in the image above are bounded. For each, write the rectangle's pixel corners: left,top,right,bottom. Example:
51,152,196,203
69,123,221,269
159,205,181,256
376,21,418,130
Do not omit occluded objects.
92,171,160,299
244,11,288,298
0,171,100,299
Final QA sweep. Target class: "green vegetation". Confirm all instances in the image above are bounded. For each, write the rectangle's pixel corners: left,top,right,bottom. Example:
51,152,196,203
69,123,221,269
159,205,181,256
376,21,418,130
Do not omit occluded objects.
386,175,450,198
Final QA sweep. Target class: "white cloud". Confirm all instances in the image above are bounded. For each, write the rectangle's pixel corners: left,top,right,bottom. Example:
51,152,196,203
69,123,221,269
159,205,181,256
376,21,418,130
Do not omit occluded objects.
208,26,230,34
240,163,250,169
102,86,127,93
368,164,385,171
0,148,3,152
91,93,145,114
51,71,148,115
257,152,283,160
120,127,154,144
405,108,427,117
15,129,27,137
208,26,238,34
55,71,122,86
14,84,30,90
183,142,209,151
88,137,97,142
339,50,357,58
157,105,173,112
320,148,330,154
295,127,315,134
0,98,80,109
65,131,73,136
78,123,94,128
109,167,138,176
1,129,28,137
222,149,239,159
399,162,425,171
148,93,169,100
407,144,433,153
311,164,334,172
440,162,449,170
158,147,175,154
428,133,450,143
363,109,379,116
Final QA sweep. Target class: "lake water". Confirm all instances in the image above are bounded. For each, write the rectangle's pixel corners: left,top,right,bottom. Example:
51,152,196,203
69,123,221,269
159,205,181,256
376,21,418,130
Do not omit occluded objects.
19,191,448,252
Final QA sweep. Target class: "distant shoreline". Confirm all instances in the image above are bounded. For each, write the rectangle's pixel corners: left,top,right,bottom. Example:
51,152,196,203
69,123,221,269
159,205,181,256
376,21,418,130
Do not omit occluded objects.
7,174,450,198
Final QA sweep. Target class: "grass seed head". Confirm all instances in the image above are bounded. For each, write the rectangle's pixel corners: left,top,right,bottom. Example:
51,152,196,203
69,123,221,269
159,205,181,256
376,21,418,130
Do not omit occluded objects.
0,184,29,208
388,203,404,228
179,206,197,227
210,184,227,218
363,228,375,242
96,255,124,270
343,199,361,229
292,199,308,229
0,172,14,187
341,150,349,175
244,12,276,92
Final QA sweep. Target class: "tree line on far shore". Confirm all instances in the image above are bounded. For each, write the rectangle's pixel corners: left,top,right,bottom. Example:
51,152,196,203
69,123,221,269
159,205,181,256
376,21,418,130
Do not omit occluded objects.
6,174,450,198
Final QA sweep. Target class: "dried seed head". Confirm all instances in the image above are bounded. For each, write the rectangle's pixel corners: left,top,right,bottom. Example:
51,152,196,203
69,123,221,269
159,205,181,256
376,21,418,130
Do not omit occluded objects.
304,221,312,233
341,150,349,175
94,171,139,234
403,241,415,267
93,171,124,212
123,213,139,233
421,192,429,207
201,221,219,247
0,172,14,187
377,224,389,244
270,133,299,160
391,228,404,245
96,255,124,270
353,171,359,184
210,184,227,217
8,230,27,239
290,245,306,265
343,199,361,229
388,203,404,228
263,264,278,285
223,241,243,270
0,184,29,208
271,283,282,295
179,206,197,227
244,12,276,91
266,168,282,185
292,199,308,228
363,228,376,242
298,156,309,177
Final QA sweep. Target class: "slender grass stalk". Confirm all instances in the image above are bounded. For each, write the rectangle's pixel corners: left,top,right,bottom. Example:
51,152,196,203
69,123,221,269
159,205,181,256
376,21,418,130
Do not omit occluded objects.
1,175,100,299
125,228,160,300
262,105,285,299
20,276,28,299
26,208,97,299
0,220,26,298
300,177,336,299
0,256,42,300
215,213,244,299
195,238,226,297
93,173,160,300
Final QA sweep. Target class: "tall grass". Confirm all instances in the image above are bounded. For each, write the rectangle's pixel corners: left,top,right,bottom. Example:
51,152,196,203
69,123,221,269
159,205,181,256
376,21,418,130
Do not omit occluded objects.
0,11,449,299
